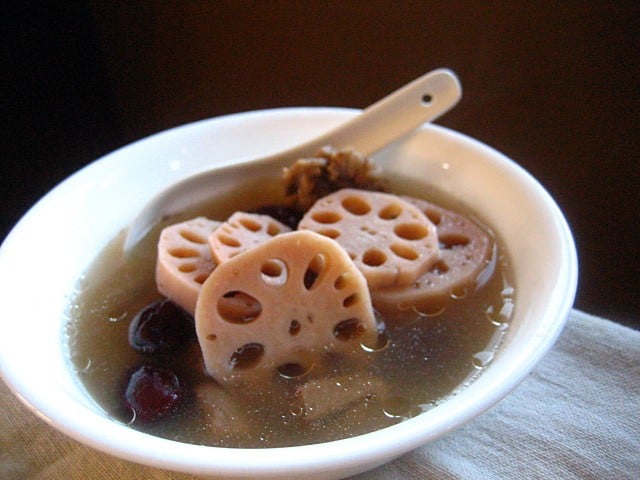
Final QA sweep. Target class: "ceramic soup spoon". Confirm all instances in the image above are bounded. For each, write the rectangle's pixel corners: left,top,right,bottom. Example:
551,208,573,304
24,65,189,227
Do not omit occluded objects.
124,68,462,252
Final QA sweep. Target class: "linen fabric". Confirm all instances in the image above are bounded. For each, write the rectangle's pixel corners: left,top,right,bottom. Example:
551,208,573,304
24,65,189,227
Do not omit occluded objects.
2,309,638,479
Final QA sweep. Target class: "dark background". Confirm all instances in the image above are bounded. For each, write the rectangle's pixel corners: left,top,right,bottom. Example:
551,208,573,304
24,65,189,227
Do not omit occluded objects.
3,2,639,329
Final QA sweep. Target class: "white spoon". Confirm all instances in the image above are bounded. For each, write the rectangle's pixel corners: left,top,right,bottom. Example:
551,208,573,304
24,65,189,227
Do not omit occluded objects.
123,68,462,252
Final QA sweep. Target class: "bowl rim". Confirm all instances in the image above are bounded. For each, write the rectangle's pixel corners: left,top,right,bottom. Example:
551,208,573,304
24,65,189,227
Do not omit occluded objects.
0,107,578,478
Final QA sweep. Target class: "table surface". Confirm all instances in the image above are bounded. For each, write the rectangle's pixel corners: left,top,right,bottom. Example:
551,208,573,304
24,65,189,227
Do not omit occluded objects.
2,309,638,479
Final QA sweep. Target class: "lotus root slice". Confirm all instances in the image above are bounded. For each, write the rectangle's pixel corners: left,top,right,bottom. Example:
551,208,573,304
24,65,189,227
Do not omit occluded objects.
156,217,221,315
298,188,439,289
195,230,378,384
208,211,291,264
372,197,495,316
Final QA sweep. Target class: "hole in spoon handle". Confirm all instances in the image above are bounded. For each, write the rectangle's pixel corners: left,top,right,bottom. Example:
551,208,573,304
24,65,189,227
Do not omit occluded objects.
308,68,462,157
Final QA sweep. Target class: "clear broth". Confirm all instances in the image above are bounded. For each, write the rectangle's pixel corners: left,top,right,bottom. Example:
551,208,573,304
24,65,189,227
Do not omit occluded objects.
67,175,514,448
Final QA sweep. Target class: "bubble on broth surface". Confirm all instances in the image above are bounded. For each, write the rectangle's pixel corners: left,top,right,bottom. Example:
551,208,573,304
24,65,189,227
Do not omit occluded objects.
471,350,494,369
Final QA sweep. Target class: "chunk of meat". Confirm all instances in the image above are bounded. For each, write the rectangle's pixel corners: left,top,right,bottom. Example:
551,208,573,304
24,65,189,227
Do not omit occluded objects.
298,189,440,289
372,197,495,316
283,146,386,210
156,217,220,315
208,212,291,264
194,382,257,439
295,373,386,422
195,230,378,385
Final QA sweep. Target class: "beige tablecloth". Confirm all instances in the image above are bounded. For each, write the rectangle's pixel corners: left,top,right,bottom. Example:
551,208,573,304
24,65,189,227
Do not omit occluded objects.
2,309,639,479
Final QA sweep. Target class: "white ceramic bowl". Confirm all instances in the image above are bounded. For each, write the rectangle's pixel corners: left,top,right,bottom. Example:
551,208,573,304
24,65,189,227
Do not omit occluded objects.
0,108,577,479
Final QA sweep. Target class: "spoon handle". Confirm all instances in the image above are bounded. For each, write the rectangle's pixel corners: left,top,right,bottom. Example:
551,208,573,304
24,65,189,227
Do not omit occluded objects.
289,68,461,157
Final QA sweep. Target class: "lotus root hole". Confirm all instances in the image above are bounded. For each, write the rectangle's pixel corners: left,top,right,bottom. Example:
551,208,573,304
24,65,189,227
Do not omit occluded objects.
333,318,365,340
424,209,441,225
303,253,327,290
390,243,419,261
312,211,342,224
429,259,450,275
266,223,281,236
260,258,288,287
341,196,371,215
343,293,359,308
217,291,262,324
179,229,206,244
318,228,341,239
439,233,471,249
218,234,241,247
169,247,199,258
229,343,264,369
178,263,197,273
289,320,301,336
194,273,209,284
379,203,402,220
394,222,429,241
362,249,387,267
334,273,350,290
239,218,261,232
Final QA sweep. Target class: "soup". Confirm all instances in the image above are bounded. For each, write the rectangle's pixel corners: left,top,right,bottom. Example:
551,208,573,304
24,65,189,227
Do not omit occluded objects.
67,167,513,448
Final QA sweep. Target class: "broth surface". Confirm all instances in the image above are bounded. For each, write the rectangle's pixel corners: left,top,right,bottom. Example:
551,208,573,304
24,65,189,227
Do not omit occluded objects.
67,175,513,448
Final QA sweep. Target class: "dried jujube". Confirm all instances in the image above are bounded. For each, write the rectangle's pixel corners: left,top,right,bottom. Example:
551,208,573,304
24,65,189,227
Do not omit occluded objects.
123,364,186,423
128,299,195,355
